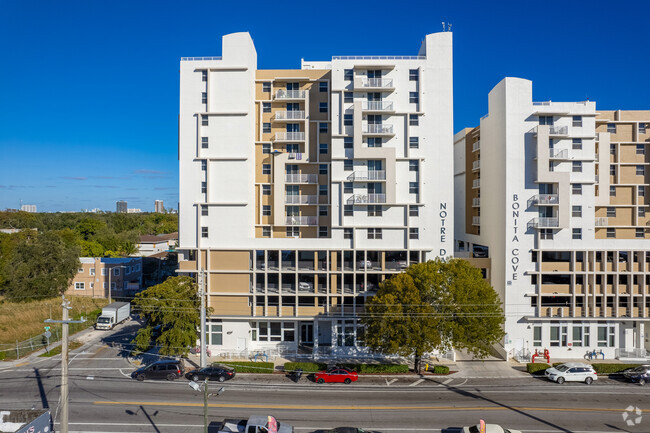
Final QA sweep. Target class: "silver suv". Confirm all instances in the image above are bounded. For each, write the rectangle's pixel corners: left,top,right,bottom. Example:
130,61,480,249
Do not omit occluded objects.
545,362,597,384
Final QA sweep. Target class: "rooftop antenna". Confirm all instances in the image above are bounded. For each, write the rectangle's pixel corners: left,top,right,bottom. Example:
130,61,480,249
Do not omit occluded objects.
441,22,445,31
442,22,452,32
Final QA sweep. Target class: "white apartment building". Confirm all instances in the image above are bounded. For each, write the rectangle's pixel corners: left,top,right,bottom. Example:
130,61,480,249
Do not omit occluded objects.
455,77,650,361
178,32,453,355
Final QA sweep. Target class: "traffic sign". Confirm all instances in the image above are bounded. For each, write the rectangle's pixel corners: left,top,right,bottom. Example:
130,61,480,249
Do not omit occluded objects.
44,326,50,331
44,331,52,339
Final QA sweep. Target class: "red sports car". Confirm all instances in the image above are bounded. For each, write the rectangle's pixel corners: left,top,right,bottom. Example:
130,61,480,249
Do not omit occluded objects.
314,367,358,384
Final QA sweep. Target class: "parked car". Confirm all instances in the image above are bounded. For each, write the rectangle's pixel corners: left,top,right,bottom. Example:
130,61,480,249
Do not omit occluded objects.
462,423,521,433
357,260,372,270
623,365,650,385
186,364,236,382
298,281,313,290
314,367,358,384
131,359,185,381
544,362,597,384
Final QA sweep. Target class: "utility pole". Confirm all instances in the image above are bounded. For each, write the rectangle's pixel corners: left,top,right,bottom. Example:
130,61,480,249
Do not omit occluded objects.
203,377,208,433
45,296,85,433
199,269,207,368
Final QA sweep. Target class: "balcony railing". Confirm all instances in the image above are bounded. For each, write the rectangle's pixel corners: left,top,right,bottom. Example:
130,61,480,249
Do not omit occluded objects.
348,170,386,181
528,217,559,228
472,197,480,207
285,195,318,204
285,216,317,226
362,124,394,134
287,152,307,161
472,216,480,226
285,174,317,183
275,111,306,120
347,194,386,204
549,149,568,159
529,194,559,206
549,126,568,135
472,160,480,171
595,217,609,227
358,78,394,88
472,141,480,152
361,101,394,111
274,90,306,99
472,178,480,189
274,132,305,141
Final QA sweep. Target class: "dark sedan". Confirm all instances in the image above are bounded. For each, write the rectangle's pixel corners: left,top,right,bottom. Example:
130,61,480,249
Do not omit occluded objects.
185,364,235,382
623,365,650,385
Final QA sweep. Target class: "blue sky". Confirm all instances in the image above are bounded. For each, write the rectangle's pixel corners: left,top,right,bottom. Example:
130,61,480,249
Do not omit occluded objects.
1,0,648,212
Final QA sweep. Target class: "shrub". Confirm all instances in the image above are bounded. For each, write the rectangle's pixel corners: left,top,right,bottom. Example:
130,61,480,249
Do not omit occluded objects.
527,362,550,375
358,364,409,374
0,352,5,361
283,362,326,373
430,365,450,374
217,361,274,373
592,363,641,374
282,362,409,374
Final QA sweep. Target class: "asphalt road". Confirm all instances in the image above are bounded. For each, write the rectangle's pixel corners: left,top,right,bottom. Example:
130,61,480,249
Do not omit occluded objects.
0,324,649,433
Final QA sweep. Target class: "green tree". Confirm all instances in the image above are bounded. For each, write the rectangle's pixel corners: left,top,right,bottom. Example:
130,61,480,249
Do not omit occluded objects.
362,258,505,373
79,239,105,257
132,276,203,356
76,218,106,240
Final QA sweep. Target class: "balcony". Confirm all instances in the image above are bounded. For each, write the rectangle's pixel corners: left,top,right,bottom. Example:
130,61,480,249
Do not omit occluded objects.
472,178,480,189
472,160,480,171
595,217,609,227
274,90,306,100
285,195,318,205
549,149,569,159
549,126,568,135
347,170,386,181
285,216,317,226
472,197,480,207
274,111,306,121
529,194,559,206
362,124,394,135
285,174,317,184
472,216,480,226
286,152,307,161
360,101,394,112
472,141,480,152
527,217,559,229
273,132,305,142
346,194,386,204
354,77,394,91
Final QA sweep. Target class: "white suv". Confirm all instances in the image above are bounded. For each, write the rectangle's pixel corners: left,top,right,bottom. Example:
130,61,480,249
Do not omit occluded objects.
545,362,597,384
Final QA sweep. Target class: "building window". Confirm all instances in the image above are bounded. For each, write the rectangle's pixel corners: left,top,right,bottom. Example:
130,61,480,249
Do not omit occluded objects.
344,182,353,193
201,70,207,82
637,144,645,155
344,69,353,80
262,82,271,92
286,227,299,237
75,282,85,290
262,164,271,175
610,165,616,176
610,143,617,155
409,137,419,148
201,92,207,103
409,160,419,172
344,137,353,149
201,205,209,216
409,182,419,194
572,184,582,195
540,229,553,240
319,102,328,113
319,206,328,216
319,81,328,93
638,207,646,217
409,228,419,239
201,227,208,238
344,205,353,216
533,326,542,347
262,226,271,237
202,115,208,126
367,137,381,148
636,165,645,176
201,137,209,148
207,322,223,346
572,161,582,172
89,268,95,276
409,114,419,126
201,182,207,193
572,138,582,150
607,123,616,133
344,160,353,171
597,325,615,347
640,123,647,134
263,123,271,133
319,123,328,133
409,92,419,104
101,268,107,276
548,161,555,172
262,185,271,196
367,205,382,217
367,228,382,239
344,92,353,103
606,228,616,238
639,186,645,197
262,102,271,113
607,207,616,217
636,228,645,238
319,185,328,196
572,116,582,127
343,228,353,239
572,228,582,240
201,160,207,171
409,69,419,81
262,205,271,216
319,226,328,237
409,205,419,217
572,205,582,217
319,164,328,175
344,114,353,126
262,143,271,154
539,116,553,126
320,143,328,154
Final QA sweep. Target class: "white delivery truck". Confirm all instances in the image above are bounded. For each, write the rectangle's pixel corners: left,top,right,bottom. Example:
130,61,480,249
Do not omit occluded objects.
95,302,130,330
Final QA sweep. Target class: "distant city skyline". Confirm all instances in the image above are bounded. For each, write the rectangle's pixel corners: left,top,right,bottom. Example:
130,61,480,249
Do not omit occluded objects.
1,0,648,211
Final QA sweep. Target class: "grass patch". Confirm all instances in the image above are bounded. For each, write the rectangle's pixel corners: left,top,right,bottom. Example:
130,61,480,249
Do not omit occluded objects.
215,361,274,373
39,340,83,357
527,362,550,375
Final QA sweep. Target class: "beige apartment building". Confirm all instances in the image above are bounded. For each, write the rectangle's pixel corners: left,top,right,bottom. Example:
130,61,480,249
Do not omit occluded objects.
67,257,142,299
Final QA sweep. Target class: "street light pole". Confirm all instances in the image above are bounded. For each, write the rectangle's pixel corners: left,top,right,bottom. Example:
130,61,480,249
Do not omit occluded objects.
199,269,207,368
203,377,208,433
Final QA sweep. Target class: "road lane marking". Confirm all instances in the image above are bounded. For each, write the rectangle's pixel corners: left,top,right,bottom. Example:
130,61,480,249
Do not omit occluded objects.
386,378,398,386
409,379,424,386
93,400,646,413
15,362,29,367
86,376,94,380
442,378,453,385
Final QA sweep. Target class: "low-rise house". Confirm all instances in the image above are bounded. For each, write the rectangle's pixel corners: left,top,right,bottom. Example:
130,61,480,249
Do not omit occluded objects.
67,257,143,299
137,232,178,256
